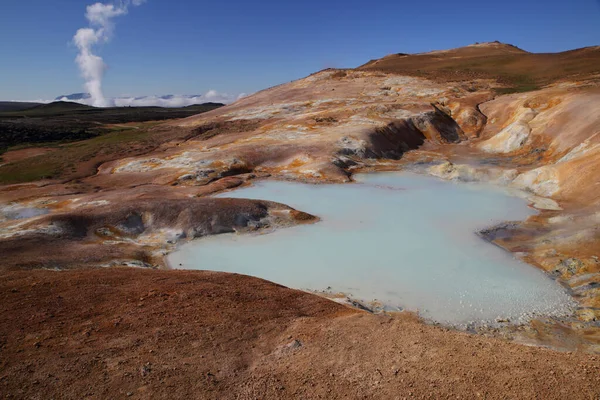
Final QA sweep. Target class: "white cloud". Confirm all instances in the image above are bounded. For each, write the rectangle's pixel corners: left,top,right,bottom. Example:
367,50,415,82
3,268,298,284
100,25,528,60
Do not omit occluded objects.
85,3,127,32
204,90,219,99
50,90,246,108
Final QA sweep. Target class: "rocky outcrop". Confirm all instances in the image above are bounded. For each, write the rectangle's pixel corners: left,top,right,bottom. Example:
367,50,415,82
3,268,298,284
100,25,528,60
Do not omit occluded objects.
479,107,537,153
476,90,600,204
512,166,560,197
410,105,466,144
341,120,426,160
0,198,316,270
446,102,488,138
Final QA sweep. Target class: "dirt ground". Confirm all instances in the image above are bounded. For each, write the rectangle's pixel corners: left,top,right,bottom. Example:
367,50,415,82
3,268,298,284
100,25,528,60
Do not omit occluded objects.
0,268,598,399
1,43,599,399
0,148,57,164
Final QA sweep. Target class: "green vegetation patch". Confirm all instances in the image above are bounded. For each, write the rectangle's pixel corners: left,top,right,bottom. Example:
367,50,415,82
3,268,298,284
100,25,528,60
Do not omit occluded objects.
0,101,224,151
493,84,541,95
0,102,224,184
0,126,153,184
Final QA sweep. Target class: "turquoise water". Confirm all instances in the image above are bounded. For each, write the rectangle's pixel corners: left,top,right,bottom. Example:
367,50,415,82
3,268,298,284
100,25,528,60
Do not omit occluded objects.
168,172,573,326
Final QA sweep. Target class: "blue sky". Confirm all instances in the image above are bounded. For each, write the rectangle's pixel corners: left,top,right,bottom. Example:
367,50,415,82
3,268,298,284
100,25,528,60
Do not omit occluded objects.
1,0,599,101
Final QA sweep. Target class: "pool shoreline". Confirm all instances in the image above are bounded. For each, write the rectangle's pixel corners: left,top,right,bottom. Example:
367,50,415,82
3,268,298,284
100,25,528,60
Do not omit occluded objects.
167,170,576,329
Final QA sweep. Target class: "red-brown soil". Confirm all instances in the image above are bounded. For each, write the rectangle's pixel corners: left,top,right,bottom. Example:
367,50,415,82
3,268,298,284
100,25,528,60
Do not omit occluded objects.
0,268,598,399
2,42,600,398
358,42,600,91
0,148,57,164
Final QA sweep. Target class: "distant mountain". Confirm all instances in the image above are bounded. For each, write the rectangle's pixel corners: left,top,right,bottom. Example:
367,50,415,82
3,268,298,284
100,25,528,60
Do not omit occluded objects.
185,102,224,108
53,93,239,107
55,93,92,101
56,93,210,102
28,101,96,113
0,100,225,116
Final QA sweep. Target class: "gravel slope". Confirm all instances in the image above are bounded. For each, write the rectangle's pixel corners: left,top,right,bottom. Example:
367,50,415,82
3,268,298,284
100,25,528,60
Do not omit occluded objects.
1,269,598,399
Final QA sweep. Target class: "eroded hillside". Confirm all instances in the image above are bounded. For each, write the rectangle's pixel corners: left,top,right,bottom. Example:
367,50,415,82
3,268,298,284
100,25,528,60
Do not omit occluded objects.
1,42,599,398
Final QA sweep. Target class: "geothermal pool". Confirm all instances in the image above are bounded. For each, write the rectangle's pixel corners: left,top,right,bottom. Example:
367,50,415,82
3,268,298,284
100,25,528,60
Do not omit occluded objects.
169,172,574,326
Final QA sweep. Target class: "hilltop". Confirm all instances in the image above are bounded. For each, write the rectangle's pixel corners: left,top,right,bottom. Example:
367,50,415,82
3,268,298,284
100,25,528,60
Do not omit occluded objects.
0,101,42,113
23,101,96,114
358,41,600,93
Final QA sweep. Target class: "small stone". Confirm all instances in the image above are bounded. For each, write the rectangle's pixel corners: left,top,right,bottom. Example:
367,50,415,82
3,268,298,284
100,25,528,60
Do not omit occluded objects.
285,340,302,350
140,363,151,377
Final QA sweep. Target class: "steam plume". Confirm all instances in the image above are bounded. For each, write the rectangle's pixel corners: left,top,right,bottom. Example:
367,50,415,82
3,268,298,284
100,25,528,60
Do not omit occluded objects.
73,0,146,107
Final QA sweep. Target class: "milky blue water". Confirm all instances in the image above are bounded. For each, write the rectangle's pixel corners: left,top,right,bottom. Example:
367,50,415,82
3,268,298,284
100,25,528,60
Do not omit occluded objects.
168,172,573,326
1,206,48,221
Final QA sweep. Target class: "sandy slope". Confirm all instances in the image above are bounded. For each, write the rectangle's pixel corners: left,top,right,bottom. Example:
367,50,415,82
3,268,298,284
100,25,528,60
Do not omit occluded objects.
0,269,598,399
1,42,600,398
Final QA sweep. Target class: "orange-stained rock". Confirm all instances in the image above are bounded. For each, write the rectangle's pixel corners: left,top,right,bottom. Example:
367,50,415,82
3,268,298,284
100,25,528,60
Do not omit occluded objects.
1,43,599,353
